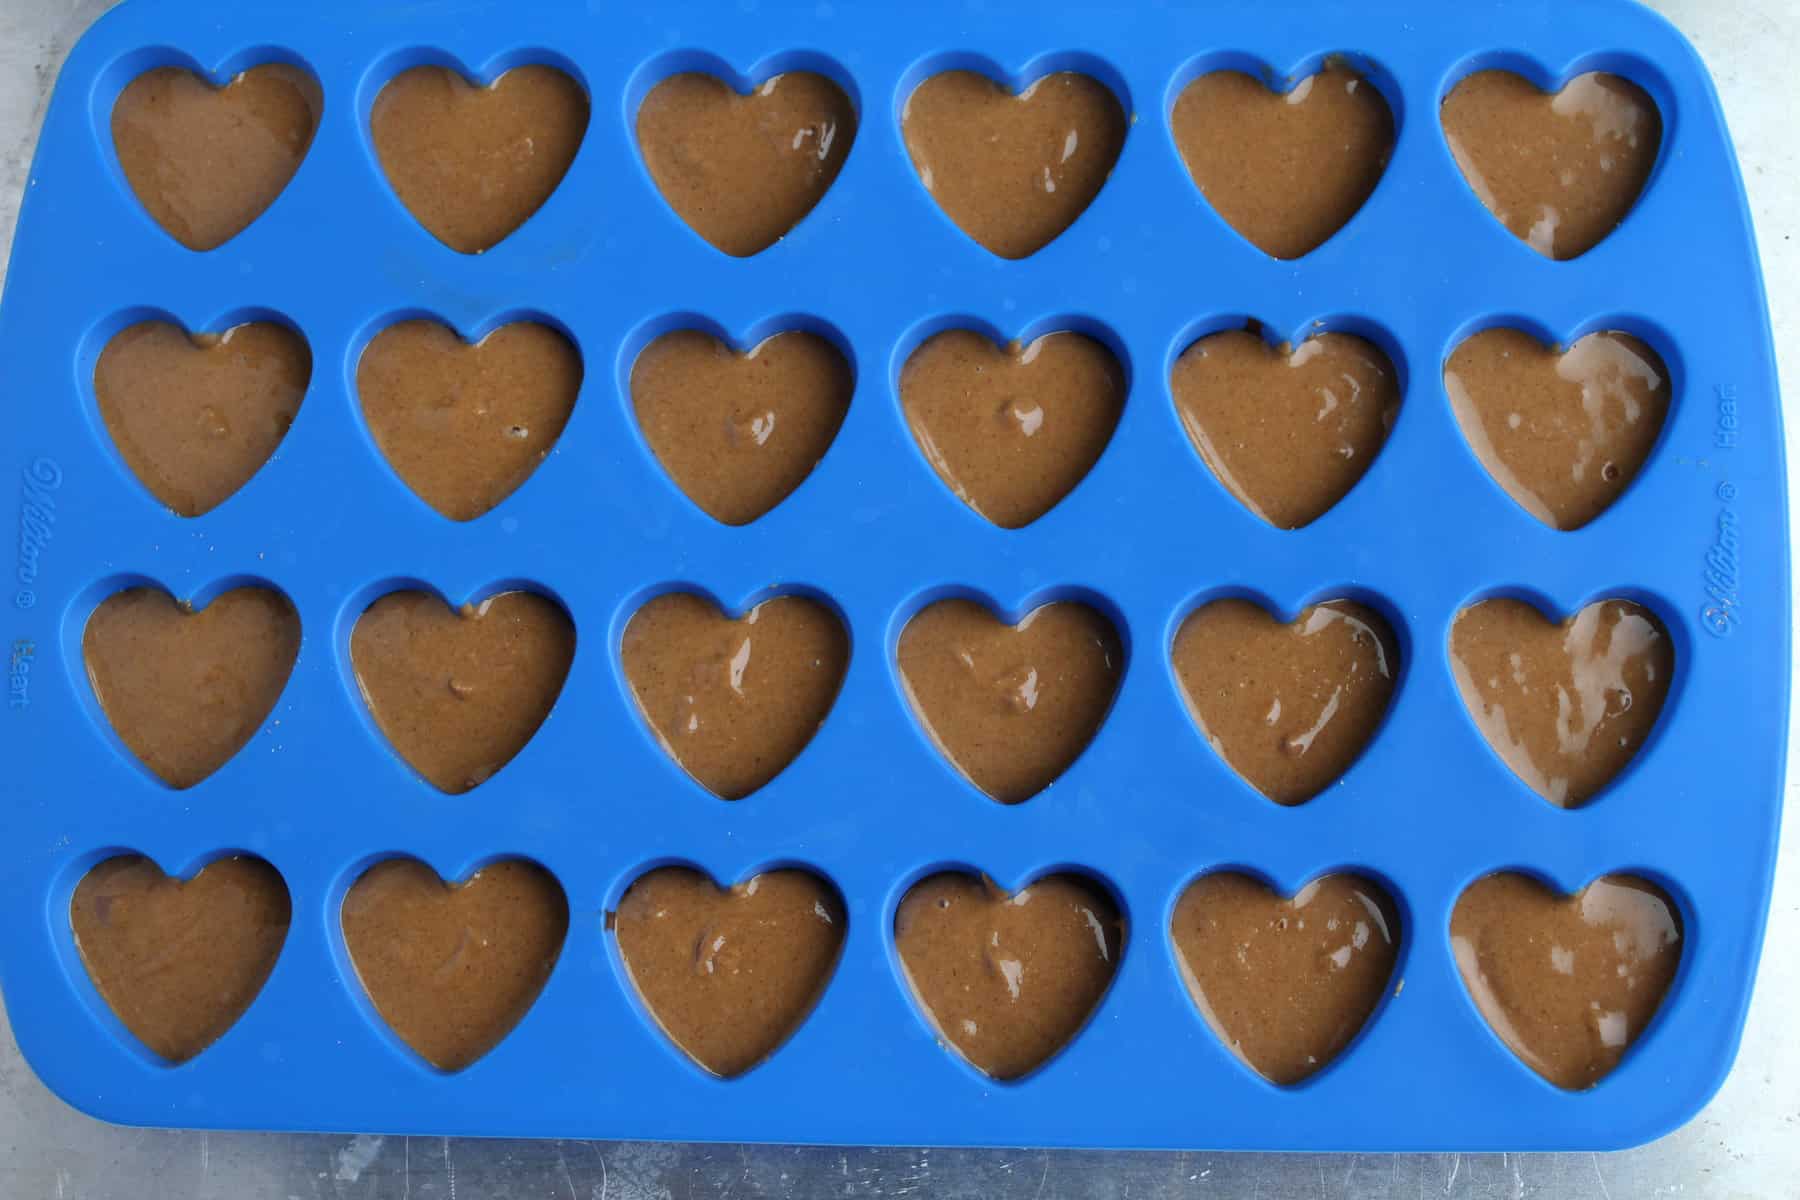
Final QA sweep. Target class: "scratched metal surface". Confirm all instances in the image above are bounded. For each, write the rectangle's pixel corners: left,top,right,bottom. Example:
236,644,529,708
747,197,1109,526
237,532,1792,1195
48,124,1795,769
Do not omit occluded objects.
0,0,1793,1195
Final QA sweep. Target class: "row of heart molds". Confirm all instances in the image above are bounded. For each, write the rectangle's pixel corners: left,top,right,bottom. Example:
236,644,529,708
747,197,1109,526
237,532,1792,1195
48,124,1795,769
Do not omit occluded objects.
62,850,1685,1096
94,46,1670,260
66,576,1684,812
80,307,1682,532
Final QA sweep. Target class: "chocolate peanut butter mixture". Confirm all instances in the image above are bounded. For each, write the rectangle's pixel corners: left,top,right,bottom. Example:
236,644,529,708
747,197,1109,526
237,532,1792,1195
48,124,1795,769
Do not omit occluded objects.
1446,328,1669,530
83,586,300,788
631,329,851,525
1450,598,1671,808
342,858,568,1072
1452,872,1682,1090
902,71,1126,259
96,320,310,517
621,593,847,800
1171,872,1399,1086
1172,599,1398,806
1172,62,1393,259
350,590,574,793
898,599,1121,804
1442,70,1660,260
900,330,1124,529
71,854,290,1063
612,867,844,1077
112,63,321,250
895,872,1123,1080
637,72,856,257
371,65,588,254
1171,326,1400,529
357,319,580,521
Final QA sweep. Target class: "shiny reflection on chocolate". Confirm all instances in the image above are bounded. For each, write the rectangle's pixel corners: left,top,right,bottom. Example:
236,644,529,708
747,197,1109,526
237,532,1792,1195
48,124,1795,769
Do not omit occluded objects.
1452,872,1681,1089
1173,599,1398,805
1446,328,1669,530
1450,598,1671,808
902,70,1126,259
613,867,844,1077
1171,326,1400,529
72,854,290,1063
1172,872,1399,1085
898,599,1122,804
1442,70,1660,260
895,872,1123,1080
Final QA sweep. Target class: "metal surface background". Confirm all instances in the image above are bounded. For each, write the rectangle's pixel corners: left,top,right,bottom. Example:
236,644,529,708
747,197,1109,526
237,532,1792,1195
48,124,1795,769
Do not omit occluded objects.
0,0,1792,1194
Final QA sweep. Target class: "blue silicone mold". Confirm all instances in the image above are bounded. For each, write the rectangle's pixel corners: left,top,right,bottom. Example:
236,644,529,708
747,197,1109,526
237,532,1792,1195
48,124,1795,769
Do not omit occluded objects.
0,0,1784,1150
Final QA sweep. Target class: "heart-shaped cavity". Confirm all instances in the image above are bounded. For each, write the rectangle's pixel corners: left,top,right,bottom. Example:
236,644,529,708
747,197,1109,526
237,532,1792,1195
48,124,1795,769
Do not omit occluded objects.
71,854,290,1063
895,872,1123,1080
1446,327,1670,530
83,585,300,788
900,328,1124,529
1172,61,1394,259
612,866,845,1077
350,590,574,793
1442,70,1661,260
898,598,1122,804
1171,324,1400,529
902,70,1126,259
620,592,847,800
1172,598,1399,806
631,329,851,525
95,320,311,517
1452,872,1681,1089
1450,597,1672,808
112,63,322,250
357,319,580,521
1171,872,1400,1085
342,858,568,1071
371,64,589,254
637,71,857,257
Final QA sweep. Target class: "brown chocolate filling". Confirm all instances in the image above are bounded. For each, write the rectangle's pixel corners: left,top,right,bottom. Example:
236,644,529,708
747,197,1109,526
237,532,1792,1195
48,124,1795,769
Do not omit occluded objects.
111,64,321,250
902,71,1125,259
613,867,844,1077
1452,872,1681,1090
71,854,290,1063
895,872,1123,1080
342,858,568,1072
637,72,856,257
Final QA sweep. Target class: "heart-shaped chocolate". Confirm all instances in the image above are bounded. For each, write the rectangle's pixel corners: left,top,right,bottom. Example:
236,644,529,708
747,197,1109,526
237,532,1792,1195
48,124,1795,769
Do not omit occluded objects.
631,329,851,525
1172,598,1399,806
1171,325,1400,529
83,586,300,788
612,866,845,1077
342,858,568,1071
111,63,321,250
1452,872,1681,1090
898,599,1121,803
900,329,1124,529
95,320,310,517
902,71,1126,259
895,872,1123,1080
1446,328,1669,530
637,71,857,257
358,319,580,521
620,592,847,800
1172,62,1393,259
1450,597,1671,808
371,64,588,254
350,590,574,793
1171,872,1399,1085
1442,70,1661,260
71,854,290,1063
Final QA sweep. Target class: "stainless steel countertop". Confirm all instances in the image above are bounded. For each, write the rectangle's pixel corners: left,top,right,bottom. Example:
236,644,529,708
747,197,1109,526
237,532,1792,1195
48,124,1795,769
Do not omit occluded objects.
1,0,1794,1195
